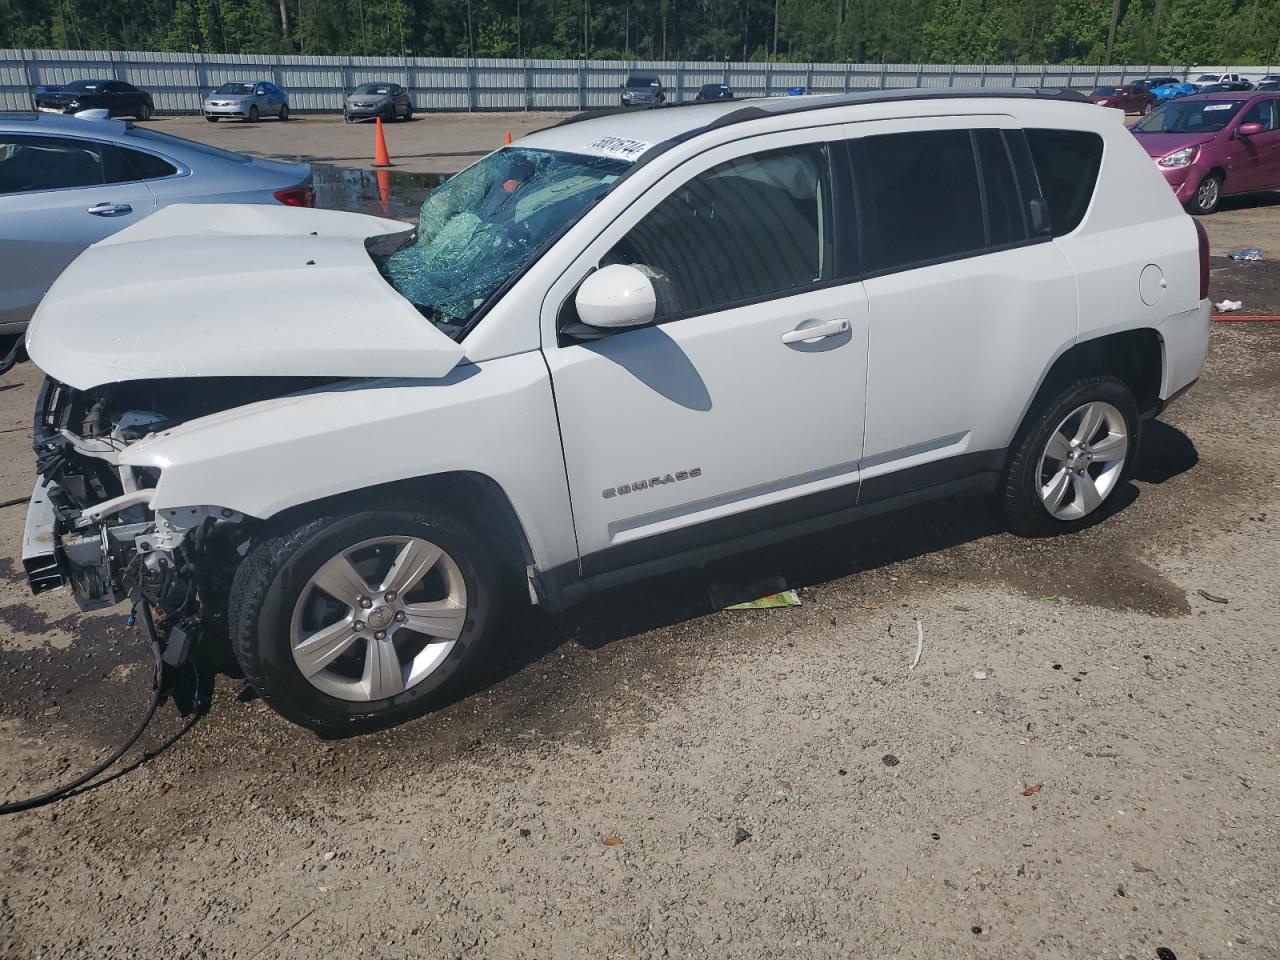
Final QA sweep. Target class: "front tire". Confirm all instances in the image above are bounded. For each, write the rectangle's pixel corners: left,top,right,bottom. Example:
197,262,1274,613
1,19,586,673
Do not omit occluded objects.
279,104,290,121
1001,376,1140,537
205,115,218,122
229,507,502,735
1189,172,1222,214
248,105,260,122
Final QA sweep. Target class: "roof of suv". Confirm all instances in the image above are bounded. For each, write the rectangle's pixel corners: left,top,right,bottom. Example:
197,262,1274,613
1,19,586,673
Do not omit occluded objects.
524,86,1088,162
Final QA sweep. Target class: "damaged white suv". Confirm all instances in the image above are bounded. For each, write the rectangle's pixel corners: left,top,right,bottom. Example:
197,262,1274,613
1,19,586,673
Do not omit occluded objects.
22,90,1211,734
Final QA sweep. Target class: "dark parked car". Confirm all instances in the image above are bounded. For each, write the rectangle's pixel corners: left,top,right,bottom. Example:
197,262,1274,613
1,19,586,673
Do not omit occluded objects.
1135,76,1181,91
344,82,412,122
1089,83,1156,115
1200,81,1254,93
35,79,154,120
1258,80,1280,91
694,83,734,102
620,74,664,108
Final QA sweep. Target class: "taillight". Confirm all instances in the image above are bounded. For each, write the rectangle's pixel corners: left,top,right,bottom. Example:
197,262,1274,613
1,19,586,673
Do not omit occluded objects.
1194,218,1210,300
274,185,315,207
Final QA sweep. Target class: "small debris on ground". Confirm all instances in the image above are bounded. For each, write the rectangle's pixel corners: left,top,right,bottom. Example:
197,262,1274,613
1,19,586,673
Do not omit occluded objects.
1228,248,1264,260
1155,948,1178,960
1197,589,1229,604
973,670,987,680
602,835,623,846
1022,783,1043,797
724,590,801,610
733,826,751,845
909,619,924,671
1215,299,1243,312
882,754,900,767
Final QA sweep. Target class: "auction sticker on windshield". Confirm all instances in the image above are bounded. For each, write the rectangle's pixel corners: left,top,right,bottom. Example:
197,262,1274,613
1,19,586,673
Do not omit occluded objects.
1204,103,1236,110
588,136,651,160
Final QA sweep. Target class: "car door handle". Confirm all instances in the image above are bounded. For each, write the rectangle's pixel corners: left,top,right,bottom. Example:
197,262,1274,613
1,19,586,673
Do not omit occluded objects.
781,318,850,344
87,202,133,217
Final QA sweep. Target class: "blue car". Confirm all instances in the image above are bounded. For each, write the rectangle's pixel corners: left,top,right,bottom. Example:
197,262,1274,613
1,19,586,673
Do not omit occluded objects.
1153,82,1196,101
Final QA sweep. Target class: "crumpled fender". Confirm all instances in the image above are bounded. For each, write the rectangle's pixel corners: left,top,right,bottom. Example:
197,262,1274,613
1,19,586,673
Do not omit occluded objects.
117,354,578,571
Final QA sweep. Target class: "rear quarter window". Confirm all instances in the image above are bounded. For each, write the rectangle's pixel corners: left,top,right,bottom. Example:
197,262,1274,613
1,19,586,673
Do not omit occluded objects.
1024,129,1104,236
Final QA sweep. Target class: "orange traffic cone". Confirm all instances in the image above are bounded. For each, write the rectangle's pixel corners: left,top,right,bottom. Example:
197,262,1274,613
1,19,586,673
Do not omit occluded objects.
373,117,392,167
504,130,512,145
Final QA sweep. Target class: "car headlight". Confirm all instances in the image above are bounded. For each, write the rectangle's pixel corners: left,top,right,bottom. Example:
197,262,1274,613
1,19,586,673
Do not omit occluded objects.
1158,146,1199,168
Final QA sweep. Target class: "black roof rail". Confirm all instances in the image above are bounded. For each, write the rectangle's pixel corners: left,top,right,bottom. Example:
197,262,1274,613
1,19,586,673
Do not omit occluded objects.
703,86,1089,131
554,86,1087,133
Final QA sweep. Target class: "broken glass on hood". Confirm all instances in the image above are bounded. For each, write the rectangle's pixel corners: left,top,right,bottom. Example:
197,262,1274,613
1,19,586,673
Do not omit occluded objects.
373,147,631,339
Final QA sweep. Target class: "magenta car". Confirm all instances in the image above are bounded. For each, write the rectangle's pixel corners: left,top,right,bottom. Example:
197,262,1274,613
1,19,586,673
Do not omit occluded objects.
1132,91,1280,214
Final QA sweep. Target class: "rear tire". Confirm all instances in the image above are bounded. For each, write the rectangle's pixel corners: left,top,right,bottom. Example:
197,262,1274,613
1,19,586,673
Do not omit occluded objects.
1001,375,1140,537
279,104,290,121
229,506,503,735
1189,172,1222,214
205,115,218,122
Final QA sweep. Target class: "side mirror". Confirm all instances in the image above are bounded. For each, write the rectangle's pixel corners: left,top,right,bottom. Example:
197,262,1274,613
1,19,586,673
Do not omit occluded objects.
575,264,656,329
1238,122,1265,137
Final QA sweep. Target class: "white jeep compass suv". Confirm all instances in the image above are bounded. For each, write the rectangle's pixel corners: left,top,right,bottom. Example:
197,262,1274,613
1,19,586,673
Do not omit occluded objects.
21,89,1211,733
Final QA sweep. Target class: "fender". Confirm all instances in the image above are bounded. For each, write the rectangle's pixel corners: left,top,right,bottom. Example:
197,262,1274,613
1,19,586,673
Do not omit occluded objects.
116,353,578,571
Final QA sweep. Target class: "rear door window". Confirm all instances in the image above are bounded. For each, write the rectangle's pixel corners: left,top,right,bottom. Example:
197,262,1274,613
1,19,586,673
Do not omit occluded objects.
851,129,985,274
0,135,103,194
1023,129,1104,236
973,129,1027,248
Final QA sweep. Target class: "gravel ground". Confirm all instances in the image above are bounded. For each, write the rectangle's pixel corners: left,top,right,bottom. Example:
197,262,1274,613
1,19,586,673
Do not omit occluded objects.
1,119,1279,956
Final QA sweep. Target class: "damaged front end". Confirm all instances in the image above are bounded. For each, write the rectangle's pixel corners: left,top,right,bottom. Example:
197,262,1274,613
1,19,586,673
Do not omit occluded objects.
22,376,327,660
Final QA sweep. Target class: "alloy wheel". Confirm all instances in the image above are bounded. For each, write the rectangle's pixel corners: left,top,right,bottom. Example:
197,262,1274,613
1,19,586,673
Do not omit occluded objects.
1037,401,1129,521
1197,175,1220,212
289,536,468,702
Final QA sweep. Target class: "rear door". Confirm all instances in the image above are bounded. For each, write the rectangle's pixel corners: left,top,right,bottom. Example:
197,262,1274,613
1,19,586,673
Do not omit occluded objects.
542,129,870,572
847,117,1078,498
0,133,156,330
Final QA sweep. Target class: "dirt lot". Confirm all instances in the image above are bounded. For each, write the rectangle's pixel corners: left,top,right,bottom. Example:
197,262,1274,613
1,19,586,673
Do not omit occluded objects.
2,115,1280,958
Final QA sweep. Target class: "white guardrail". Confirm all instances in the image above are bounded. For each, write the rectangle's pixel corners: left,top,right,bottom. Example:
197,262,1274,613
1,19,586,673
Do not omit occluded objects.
0,49,1264,114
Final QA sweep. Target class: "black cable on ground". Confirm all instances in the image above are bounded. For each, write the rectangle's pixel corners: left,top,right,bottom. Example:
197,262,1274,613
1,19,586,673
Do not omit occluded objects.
0,608,167,816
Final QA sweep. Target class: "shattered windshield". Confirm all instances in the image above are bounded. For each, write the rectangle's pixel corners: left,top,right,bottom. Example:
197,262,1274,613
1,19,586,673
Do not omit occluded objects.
373,147,630,338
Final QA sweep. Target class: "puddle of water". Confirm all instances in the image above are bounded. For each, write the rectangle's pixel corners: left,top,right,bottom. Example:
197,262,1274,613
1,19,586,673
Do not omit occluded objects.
310,164,448,222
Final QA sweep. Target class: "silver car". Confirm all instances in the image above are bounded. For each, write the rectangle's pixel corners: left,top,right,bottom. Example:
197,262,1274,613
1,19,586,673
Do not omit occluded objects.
202,81,290,122
344,82,413,122
0,111,311,343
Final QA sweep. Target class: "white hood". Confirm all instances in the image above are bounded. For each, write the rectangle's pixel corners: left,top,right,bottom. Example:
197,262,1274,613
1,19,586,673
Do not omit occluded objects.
25,204,467,390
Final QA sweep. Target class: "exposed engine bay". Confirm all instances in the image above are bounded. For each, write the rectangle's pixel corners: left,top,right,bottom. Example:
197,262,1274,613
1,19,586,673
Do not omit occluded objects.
26,376,336,657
